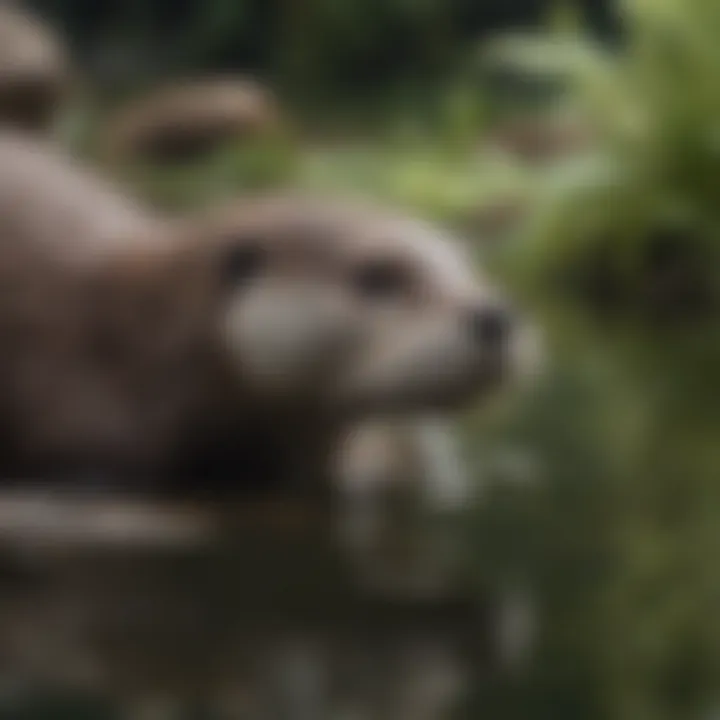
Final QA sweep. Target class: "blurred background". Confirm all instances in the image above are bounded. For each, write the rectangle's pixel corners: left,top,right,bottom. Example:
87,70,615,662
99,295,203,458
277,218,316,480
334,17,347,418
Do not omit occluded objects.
2,0,720,718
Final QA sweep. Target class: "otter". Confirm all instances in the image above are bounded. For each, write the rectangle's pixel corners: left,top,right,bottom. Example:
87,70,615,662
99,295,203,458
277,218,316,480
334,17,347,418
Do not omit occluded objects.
0,4,70,133
0,130,518,504
101,77,283,166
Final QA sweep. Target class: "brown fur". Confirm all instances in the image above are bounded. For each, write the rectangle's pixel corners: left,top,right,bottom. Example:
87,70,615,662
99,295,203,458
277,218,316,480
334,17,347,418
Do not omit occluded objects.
0,132,336,498
0,4,69,132
102,77,282,165
0,127,516,507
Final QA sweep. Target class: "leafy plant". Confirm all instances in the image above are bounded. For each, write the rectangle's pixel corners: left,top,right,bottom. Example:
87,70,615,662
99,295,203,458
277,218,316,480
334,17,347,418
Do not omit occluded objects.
468,4,720,720
488,0,720,325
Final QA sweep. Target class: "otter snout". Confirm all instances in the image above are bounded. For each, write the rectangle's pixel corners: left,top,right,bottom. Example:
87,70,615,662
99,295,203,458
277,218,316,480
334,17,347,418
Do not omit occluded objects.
335,298,519,418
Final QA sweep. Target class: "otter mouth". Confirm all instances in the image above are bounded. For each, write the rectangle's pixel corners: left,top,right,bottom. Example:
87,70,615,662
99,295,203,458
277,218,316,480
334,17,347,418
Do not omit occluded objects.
330,314,517,419
335,359,509,420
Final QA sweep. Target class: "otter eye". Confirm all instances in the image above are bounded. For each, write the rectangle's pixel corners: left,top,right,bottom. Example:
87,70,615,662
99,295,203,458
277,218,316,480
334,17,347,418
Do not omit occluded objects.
221,243,267,287
352,259,409,301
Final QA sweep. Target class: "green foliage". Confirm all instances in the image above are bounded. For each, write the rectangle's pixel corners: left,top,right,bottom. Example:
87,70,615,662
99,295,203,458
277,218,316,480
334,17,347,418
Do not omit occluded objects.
35,0,510,109
472,2,720,719
490,0,720,325
118,112,531,227
120,134,300,211
295,142,532,226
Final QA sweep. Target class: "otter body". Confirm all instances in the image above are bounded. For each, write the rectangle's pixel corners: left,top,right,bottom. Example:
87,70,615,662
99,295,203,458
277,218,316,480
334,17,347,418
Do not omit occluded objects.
0,131,518,503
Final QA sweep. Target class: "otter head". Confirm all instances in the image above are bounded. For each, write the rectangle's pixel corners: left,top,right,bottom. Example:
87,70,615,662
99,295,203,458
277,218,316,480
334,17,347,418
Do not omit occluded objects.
189,193,530,419
0,4,70,133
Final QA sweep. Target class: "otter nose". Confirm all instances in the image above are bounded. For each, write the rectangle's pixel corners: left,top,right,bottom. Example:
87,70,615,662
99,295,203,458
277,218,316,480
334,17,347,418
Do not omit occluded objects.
465,303,512,347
